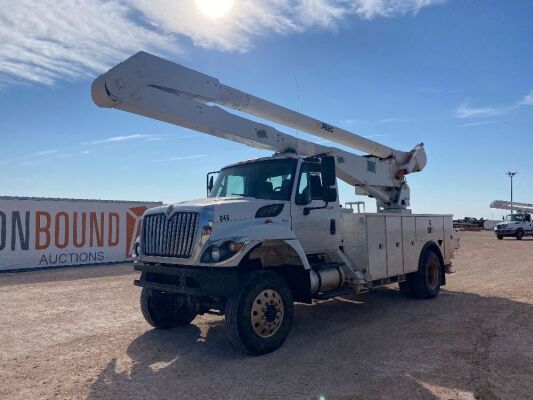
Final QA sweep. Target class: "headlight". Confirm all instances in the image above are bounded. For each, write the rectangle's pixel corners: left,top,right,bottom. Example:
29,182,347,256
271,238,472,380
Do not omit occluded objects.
201,240,246,263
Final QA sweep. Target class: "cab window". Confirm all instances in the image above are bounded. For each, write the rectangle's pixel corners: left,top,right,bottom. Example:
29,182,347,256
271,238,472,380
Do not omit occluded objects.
295,162,323,205
210,159,296,201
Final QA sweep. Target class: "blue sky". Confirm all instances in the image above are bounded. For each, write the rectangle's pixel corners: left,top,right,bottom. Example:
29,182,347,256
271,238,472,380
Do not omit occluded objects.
1,0,532,219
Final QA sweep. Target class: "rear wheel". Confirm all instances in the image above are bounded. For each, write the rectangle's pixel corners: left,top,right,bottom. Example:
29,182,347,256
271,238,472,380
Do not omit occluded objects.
516,230,524,240
225,270,294,356
140,288,197,329
497,235,503,240
399,280,415,298
400,249,442,299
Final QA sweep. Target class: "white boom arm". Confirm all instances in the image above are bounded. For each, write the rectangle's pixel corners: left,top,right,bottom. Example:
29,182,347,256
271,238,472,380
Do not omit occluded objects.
490,200,533,213
92,51,427,211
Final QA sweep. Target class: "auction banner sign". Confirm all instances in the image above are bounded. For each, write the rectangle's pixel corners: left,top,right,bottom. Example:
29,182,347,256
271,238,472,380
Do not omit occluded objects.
0,197,162,271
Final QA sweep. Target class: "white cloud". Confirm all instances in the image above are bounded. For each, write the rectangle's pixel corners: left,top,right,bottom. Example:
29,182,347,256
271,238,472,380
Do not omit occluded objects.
454,102,507,119
520,89,533,106
136,0,444,50
354,0,446,19
454,89,533,119
0,148,62,165
83,134,160,146
177,134,202,139
378,117,406,123
30,149,60,156
1,133,174,166
0,0,445,86
0,0,174,86
154,154,207,162
340,118,362,125
457,120,499,128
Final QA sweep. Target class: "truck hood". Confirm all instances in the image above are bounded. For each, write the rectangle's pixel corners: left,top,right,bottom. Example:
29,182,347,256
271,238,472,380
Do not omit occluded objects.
145,197,286,223
496,221,520,228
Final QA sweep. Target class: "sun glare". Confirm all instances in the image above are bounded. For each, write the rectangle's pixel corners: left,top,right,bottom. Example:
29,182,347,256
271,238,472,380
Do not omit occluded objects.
195,0,234,18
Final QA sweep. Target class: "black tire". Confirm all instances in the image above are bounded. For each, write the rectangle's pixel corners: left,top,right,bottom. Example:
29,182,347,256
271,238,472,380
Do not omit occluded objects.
406,249,442,299
497,235,503,240
399,279,416,298
515,230,524,240
225,270,294,356
140,288,196,329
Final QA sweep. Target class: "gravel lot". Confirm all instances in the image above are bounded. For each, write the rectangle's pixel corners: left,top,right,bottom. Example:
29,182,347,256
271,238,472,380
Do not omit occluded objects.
1,231,532,400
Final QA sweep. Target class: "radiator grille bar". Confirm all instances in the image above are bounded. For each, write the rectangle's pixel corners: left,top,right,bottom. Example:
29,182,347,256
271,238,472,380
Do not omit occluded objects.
142,212,199,258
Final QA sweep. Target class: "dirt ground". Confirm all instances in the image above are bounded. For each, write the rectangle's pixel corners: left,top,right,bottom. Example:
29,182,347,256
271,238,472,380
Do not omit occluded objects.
0,231,532,400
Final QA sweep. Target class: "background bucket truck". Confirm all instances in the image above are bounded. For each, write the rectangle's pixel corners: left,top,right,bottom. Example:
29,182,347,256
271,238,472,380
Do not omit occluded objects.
490,200,533,240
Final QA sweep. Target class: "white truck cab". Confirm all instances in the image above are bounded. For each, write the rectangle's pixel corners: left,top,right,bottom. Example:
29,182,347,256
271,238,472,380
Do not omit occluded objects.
131,153,458,354
494,212,533,240
490,200,533,240
93,52,460,355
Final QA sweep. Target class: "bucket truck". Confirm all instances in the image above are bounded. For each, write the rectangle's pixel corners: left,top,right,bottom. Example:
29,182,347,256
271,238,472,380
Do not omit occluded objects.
92,52,460,355
490,200,533,240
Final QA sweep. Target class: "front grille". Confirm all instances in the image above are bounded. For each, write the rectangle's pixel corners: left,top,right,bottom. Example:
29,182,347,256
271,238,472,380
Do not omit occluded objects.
142,212,199,258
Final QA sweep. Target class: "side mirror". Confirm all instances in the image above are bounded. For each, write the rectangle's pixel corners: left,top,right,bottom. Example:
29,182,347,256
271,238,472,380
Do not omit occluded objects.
206,171,219,196
321,156,336,188
322,187,337,203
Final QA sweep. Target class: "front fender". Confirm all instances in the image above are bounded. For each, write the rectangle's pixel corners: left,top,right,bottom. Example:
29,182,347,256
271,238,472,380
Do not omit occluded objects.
210,223,311,269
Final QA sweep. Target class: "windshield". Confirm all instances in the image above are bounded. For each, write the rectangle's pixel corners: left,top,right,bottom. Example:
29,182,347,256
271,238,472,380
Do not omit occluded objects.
504,214,528,222
209,159,297,201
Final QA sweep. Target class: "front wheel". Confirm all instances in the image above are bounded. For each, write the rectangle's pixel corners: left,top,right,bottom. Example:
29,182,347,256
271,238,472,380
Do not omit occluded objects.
516,230,524,240
225,270,294,356
497,235,503,240
140,288,197,329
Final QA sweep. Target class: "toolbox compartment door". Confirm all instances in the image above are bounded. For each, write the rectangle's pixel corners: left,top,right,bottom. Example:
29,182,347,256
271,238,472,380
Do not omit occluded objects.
386,216,403,276
402,216,418,274
415,216,444,242
367,215,387,280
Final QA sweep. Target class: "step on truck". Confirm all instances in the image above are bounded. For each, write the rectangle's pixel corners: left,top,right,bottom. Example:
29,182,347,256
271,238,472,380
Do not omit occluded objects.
92,52,460,355
490,200,533,240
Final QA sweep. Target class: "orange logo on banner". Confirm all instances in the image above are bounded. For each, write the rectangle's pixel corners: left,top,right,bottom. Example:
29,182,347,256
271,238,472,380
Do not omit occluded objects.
126,206,147,257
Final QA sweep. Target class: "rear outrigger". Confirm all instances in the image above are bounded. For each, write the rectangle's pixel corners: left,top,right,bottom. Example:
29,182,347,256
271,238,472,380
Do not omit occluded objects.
93,52,460,355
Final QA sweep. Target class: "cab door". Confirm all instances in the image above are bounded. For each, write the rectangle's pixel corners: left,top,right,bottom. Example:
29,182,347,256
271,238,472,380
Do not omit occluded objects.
291,159,341,254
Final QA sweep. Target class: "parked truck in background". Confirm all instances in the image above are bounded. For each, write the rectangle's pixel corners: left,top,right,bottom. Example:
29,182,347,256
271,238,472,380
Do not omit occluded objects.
491,200,533,240
92,52,460,355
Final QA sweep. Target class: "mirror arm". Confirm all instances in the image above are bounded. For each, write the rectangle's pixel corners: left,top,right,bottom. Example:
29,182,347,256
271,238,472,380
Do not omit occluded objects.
302,186,337,215
303,201,329,216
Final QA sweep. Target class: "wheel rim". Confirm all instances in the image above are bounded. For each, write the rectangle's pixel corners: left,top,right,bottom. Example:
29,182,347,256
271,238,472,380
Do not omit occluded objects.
426,260,439,289
250,289,284,338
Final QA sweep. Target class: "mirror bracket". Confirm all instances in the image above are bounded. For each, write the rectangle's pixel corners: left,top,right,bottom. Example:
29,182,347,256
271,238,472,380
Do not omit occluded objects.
206,170,219,196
